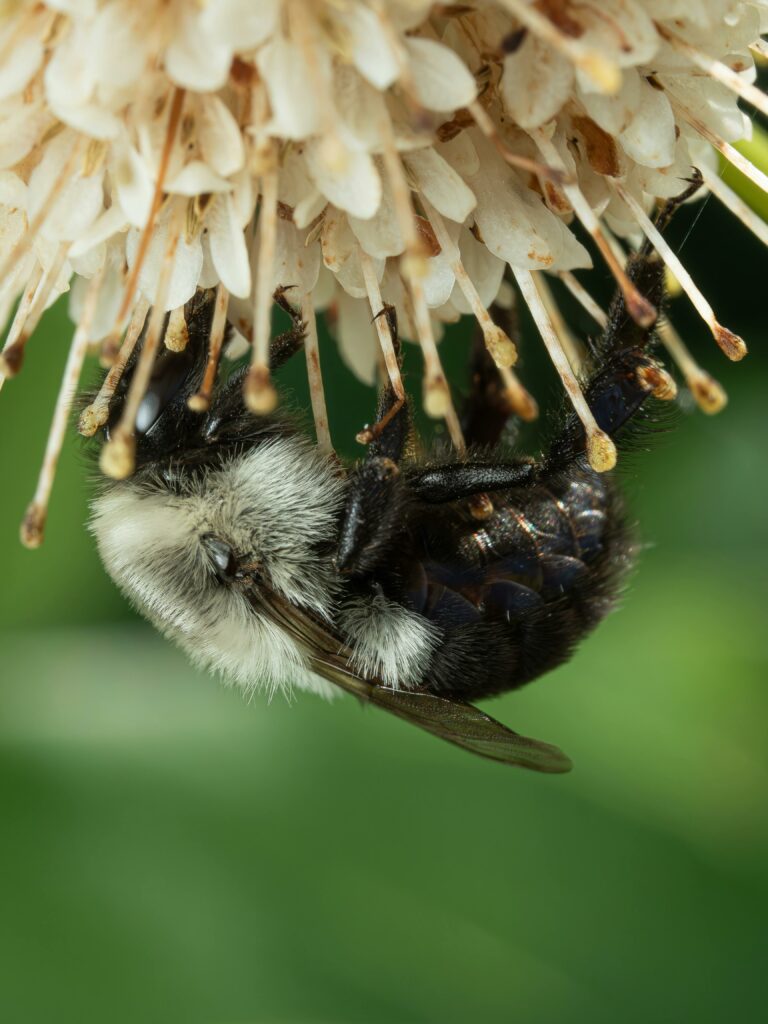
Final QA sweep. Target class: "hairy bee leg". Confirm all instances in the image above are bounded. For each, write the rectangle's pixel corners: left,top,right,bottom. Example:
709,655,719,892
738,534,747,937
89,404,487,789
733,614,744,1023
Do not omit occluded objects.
337,382,412,576
461,307,521,447
269,286,307,370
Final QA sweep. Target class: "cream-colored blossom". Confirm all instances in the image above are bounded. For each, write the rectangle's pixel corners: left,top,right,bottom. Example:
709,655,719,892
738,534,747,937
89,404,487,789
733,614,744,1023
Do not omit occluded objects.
0,0,765,545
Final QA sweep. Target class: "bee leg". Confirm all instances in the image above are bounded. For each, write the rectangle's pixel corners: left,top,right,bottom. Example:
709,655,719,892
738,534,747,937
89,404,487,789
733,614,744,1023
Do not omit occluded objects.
337,379,412,576
461,304,522,447
405,460,534,504
269,286,307,370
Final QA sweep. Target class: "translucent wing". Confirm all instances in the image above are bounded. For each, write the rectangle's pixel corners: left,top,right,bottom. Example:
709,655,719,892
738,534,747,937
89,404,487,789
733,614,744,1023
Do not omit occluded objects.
250,586,572,773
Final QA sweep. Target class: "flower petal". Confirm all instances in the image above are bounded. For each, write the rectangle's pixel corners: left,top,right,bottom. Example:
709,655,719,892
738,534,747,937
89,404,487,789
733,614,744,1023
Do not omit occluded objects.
304,140,382,221
405,37,477,112
208,195,251,298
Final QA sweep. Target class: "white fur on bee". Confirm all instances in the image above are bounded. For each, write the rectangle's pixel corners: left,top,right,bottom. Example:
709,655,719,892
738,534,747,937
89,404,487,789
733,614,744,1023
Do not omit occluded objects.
338,591,439,689
90,437,343,698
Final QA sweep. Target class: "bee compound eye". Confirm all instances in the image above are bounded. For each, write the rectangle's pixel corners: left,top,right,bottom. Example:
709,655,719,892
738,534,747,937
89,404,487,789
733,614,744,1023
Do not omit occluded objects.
200,533,236,577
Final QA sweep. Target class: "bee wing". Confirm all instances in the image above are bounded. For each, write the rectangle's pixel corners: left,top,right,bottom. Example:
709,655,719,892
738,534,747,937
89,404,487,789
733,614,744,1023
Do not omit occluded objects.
253,587,572,773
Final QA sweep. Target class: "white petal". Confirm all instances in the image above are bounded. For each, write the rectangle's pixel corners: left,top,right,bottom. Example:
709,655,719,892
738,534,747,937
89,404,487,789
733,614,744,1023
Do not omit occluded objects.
197,95,244,178
404,147,476,222
49,102,122,140
90,3,146,90
422,248,455,308
405,37,477,112
0,36,43,101
271,219,321,296
69,205,127,258
501,34,574,129
112,144,154,227
579,69,642,136
0,169,26,207
437,133,479,178
619,80,676,169
0,98,47,169
304,141,382,220
167,161,234,196
198,234,220,289
28,135,104,242
344,4,400,89
127,219,203,310
257,36,324,140
468,133,591,272
230,166,255,227
69,247,125,341
201,0,280,50
44,25,93,108
208,195,251,298
165,11,232,92
333,64,387,153
449,229,505,315
348,164,404,258
336,290,377,385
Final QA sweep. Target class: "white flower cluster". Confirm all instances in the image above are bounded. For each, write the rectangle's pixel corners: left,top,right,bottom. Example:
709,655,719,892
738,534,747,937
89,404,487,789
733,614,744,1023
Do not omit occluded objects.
0,0,765,541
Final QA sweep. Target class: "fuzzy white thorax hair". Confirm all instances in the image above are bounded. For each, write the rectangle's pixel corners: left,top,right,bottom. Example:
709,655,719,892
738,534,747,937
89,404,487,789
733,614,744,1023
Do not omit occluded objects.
90,436,344,698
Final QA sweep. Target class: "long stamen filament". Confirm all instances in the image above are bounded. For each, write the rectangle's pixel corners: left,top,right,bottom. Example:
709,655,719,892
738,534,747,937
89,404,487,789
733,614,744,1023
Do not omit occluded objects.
246,150,279,414
78,298,150,436
100,205,183,478
0,243,71,379
657,24,768,119
21,267,106,548
423,199,517,368
699,164,768,247
512,267,616,472
188,285,229,412
530,128,656,327
657,318,727,414
533,272,585,371
557,271,608,329
301,292,334,456
611,181,747,361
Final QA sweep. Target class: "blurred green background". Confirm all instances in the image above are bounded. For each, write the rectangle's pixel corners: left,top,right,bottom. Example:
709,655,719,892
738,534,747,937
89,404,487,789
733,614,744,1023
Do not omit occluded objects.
1,197,766,1024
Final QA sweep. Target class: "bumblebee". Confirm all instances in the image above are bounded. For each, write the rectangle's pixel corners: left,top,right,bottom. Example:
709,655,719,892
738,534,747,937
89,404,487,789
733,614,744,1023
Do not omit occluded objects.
89,224,673,772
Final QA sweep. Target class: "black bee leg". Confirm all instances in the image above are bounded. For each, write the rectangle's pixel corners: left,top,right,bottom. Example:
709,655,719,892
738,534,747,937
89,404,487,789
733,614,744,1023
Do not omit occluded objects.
269,286,307,370
461,305,521,448
356,304,406,446
406,460,534,504
337,378,411,577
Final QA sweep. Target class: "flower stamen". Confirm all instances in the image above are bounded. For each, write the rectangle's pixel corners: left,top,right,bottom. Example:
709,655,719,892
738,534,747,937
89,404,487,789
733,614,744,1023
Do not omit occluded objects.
0,243,70,379
657,24,768,119
100,203,184,479
21,266,105,548
699,164,768,248
78,298,150,437
611,181,747,361
101,87,186,360
671,97,768,196
246,150,280,415
188,285,229,413
557,271,608,329
513,267,616,472
301,292,334,456
533,272,585,372
0,136,85,288
531,128,656,328
657,318,727,414
0,264,43,390
424,200,517,369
